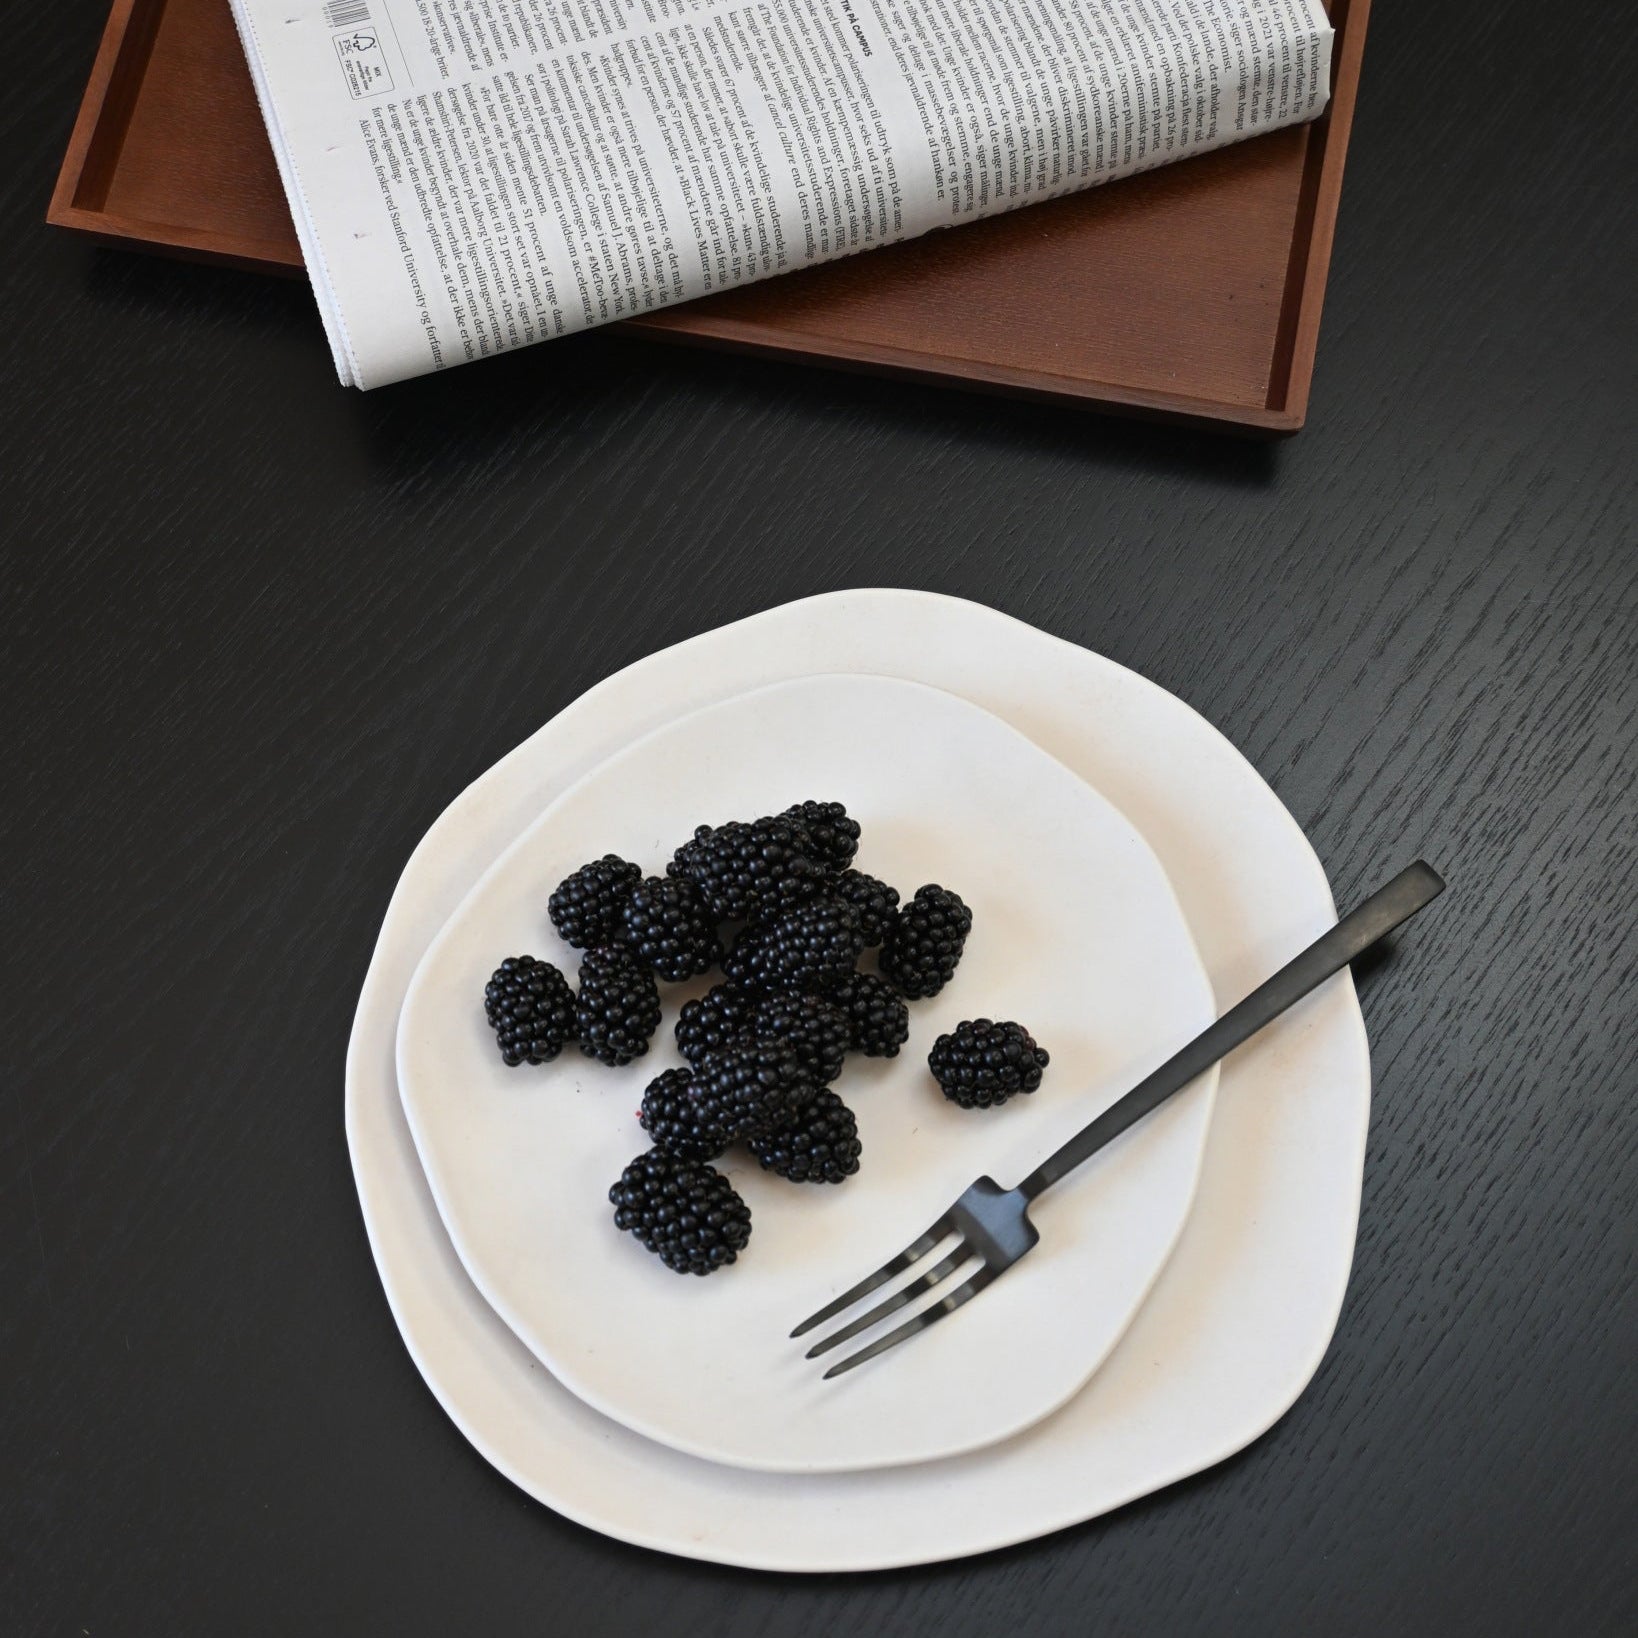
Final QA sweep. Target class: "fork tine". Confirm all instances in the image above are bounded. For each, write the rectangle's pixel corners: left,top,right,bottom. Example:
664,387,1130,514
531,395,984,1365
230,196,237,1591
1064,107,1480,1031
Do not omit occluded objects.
789,1215,955,1339
821,1264,1000,1379
804,1244,974,1358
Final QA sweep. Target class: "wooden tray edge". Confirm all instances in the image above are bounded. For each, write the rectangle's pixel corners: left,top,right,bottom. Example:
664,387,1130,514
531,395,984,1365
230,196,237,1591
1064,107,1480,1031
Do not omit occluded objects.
1266,0,1371,426
51,0,150,225
627,313,1305,434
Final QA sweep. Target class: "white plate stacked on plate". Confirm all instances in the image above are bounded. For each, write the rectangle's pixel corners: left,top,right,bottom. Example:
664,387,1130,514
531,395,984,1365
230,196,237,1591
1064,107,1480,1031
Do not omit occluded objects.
348,590,1369,1570
397,675,1222,1473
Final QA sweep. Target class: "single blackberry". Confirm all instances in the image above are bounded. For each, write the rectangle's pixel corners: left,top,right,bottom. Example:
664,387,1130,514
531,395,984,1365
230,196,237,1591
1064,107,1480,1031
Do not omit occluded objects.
780,800,861,874
880,883,972,999
833,868,900,946
668,814,823,919
832,972,911,1058
674,982,753,1068
638,1067,731,1162
748,1089,862,1184
608,1149,751,1275
724,896,866,993
483,955,576,1066
748,992,850,1085
618,875,722,982
928,1019,1050,1109
574,945,662,1067
549,854,641,949
692,1038,813,1139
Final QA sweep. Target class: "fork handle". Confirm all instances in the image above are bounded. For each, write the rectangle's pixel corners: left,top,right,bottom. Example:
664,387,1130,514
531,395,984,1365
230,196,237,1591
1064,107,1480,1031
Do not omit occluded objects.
1016,861,1445,1202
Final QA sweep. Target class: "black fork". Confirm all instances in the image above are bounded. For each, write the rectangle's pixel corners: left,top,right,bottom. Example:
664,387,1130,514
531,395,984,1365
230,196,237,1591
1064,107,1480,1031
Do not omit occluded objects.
793,861,1445,1377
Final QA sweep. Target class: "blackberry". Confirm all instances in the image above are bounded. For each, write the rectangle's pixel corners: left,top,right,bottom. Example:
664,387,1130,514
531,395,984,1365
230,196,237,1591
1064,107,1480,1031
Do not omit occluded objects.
638,1067,731,1162
483,955,576,1066
833,972,911,1058
574,945,662,1067
674,982,753,1068
881,884,972,999
618,875,722,982
780,800,861,874
748,1089,862,1184
668,814,823,919
928,1019,1050,1109
748,992,850,1085
724,896,866,993
608,1149,751,1275
549,855,641,949
692,1038,813,1139
833,868,900,946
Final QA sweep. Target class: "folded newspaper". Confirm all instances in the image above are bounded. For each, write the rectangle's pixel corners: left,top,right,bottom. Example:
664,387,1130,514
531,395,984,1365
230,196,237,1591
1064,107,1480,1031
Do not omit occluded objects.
230,0,1332,387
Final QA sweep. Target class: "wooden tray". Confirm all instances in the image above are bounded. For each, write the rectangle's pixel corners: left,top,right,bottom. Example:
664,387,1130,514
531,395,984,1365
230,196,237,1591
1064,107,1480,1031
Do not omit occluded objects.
50,0,1367,431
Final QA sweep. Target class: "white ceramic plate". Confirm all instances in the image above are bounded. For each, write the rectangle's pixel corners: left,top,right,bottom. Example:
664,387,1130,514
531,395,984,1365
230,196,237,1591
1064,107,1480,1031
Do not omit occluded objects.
397,675,1218,1473
347,590,1370,1568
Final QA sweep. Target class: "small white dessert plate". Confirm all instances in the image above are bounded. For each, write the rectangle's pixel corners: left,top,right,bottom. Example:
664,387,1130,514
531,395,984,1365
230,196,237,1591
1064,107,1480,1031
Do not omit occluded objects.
396,674,1218,1474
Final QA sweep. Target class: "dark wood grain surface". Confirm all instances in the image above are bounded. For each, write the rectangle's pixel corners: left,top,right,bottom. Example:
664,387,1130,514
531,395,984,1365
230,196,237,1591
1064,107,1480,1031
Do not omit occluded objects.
4,0,1635,1633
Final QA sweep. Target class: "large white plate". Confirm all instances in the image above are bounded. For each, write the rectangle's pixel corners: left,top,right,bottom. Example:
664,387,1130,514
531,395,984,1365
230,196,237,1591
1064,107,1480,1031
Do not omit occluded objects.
397,676,1218,1473
346,590,1370,1569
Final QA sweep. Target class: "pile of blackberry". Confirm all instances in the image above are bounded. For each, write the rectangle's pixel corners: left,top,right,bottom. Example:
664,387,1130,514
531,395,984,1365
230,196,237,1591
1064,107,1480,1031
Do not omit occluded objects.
479,796,1049,1279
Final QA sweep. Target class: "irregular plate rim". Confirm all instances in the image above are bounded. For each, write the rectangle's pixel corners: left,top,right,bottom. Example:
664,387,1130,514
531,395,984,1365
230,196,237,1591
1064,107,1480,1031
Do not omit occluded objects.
394,672,1221,1474
345,589,1369,1571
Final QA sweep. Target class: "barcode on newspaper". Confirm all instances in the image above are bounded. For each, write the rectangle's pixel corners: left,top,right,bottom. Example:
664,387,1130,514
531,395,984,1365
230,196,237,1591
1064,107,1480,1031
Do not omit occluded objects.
323,1,370,27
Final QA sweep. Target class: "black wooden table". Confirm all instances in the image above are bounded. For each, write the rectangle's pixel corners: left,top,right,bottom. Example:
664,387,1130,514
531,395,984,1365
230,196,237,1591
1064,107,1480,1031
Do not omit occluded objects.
5,1,1635,1632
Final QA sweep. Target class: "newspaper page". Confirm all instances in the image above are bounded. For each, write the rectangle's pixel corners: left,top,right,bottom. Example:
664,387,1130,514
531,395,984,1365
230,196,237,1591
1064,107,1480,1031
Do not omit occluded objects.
229,0,1333,387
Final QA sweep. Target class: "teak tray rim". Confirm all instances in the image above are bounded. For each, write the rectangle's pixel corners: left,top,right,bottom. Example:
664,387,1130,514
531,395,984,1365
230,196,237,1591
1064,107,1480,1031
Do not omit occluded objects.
49,0,1367,433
